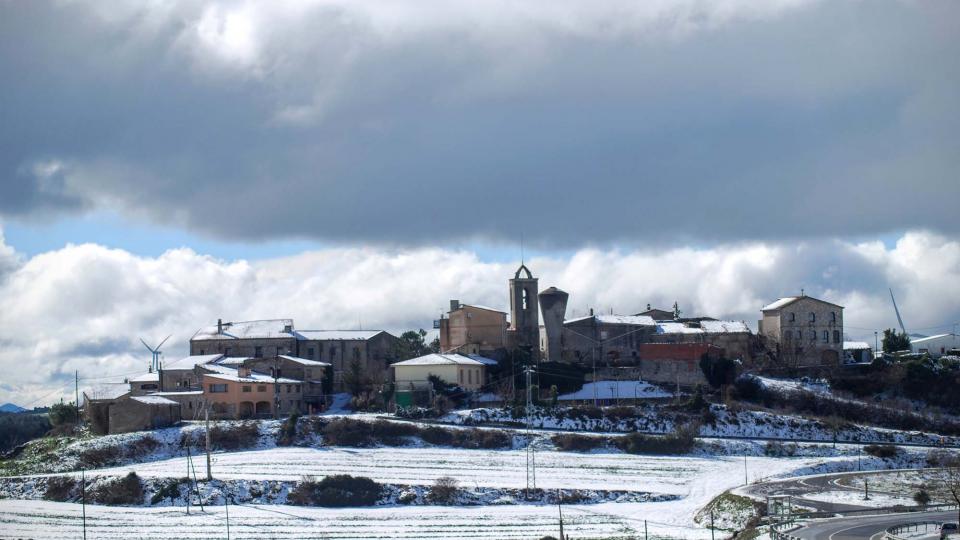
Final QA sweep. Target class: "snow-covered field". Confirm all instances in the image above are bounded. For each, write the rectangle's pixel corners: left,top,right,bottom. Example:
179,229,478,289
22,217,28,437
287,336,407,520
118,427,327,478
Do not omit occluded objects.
0,498,705,539
90,446,828,495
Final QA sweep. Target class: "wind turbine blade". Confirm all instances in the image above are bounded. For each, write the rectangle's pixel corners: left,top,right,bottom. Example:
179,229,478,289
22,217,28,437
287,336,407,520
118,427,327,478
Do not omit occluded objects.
140,338,156,353
156,335,172,351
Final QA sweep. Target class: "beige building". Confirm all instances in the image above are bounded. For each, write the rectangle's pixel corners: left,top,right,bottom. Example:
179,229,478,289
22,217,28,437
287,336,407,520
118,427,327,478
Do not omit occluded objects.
759,294,844,367
439,302,508,354
391,353,488,392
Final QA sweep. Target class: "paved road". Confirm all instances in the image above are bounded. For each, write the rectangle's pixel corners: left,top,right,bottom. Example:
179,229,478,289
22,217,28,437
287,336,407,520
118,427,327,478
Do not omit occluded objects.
788,509,955,539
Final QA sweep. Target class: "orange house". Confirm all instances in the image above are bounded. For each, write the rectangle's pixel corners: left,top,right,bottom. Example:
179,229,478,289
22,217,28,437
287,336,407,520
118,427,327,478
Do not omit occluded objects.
203,367,303,419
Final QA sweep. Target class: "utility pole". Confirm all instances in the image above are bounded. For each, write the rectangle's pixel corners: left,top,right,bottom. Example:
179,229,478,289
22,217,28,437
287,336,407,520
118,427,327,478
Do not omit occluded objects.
592,348,597,406
644,520,648,540
205,407,212,481
557,488,565,540
744,454,748,485
224,488,231,540
274,356,281,419
81,468,87,540
75,370,81,425
186,445,192,514
525,365,537,498
710,510,715,540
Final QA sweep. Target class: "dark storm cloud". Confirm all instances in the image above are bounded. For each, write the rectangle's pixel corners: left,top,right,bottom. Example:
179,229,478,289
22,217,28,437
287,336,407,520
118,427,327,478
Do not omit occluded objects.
0,1,958,247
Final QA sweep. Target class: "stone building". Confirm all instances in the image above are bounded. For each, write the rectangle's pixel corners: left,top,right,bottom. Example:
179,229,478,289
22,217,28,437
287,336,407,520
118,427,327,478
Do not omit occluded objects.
507,264,540,355
83,392,181,435
190,320,400,392
439,302,508,355
759,294,844,367
158,353,225,391
560,313,658,364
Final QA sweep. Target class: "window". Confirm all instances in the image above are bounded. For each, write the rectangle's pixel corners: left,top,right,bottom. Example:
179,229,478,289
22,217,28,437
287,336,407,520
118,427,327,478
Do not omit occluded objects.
286,384,292,393
224,348,231,356
810,331,817,342
242,385,251,393
797,330,802,340
833,330,840,343
209,384,228,393
809,312,816,323
329,346,336,358
353,347,360,360
522,288,528,309
468,370,473,384
188,402,193,409
831,312,837,323
199,349,205,355
459,370,464,383
295,384,300,392
788,312,795,322
255,346,263,358
822,330,829,343
307,348,315,359
257,385,266,392
277,346,283,356
305,369,313,379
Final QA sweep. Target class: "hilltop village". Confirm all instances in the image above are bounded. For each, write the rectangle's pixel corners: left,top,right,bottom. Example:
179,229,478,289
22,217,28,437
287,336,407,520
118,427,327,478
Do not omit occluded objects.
76,263,924,435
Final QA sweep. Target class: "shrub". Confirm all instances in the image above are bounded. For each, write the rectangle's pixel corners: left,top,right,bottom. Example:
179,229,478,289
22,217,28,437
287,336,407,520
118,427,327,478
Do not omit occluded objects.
125,436,160,459
450,429,511,449
43,476,77,501
863,444,900,459
552,434,605,452
277,412,301,447
150,477,189,505
322,418,373,447
420,426,454,446
288,475,381,507
210,422,260,450
427,476,459,504
370,420,418,445
914,489,931,506
79,445,122,468
616,424,698,455
90,472,144,505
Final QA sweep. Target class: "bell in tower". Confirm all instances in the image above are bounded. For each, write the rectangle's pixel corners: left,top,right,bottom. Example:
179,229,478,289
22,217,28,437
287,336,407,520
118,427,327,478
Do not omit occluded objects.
509,263,539,358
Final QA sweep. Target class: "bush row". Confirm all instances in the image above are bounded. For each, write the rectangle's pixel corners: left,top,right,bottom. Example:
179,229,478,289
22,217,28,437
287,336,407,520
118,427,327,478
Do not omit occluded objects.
304,418,513,450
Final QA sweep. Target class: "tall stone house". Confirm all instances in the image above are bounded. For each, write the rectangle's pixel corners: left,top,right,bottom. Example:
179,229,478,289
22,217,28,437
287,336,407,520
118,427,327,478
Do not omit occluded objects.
439,303,508,355
759,295,844,367
189,319,400,391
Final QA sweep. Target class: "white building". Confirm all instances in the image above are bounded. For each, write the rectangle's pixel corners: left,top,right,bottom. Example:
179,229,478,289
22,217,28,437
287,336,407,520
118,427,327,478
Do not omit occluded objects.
910,333,959,358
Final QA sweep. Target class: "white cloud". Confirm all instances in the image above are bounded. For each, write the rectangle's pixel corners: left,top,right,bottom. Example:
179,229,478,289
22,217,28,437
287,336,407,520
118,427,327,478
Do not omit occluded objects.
1,228,957,406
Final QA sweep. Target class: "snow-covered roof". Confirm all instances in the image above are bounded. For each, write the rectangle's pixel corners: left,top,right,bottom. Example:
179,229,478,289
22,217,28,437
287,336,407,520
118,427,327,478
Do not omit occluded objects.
762,296,843,311
457,304,506,314
565,314,656,326
204,371,300,384
192,319,295,341
294,330,388,341
214,356,249,366
200,363,244,375
843,341,871,350
656,322,703,335
391,353,485,367
910,333,956,344
278,354,331,367
128,372,159,383
699,320,751,334
130,395,179,406
761,297,799,311
162,354,224,371
82,383,130,403
466,354,499,366
558,380,672,401
149,391,203,396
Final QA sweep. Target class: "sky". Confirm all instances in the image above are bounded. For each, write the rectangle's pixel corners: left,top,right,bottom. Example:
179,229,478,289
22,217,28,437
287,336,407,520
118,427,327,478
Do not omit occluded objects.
0,0,958,406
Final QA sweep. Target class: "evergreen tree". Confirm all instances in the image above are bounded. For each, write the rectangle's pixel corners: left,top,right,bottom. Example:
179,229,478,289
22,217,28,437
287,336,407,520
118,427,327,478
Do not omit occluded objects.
881,328,911,353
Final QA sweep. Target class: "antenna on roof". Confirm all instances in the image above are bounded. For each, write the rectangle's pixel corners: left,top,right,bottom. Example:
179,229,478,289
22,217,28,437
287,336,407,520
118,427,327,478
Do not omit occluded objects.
140,335,171,373
520,232,525,265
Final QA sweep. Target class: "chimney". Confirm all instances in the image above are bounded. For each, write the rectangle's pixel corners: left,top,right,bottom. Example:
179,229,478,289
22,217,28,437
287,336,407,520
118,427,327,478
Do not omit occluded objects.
450,300,460,312
589,308,594,316
238,366,251,377
217,318,222,334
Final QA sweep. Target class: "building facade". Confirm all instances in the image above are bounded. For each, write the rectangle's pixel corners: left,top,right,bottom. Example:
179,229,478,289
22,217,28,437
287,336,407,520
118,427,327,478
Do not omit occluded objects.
759,295,844,367
189,320,399,392
439,302,508,354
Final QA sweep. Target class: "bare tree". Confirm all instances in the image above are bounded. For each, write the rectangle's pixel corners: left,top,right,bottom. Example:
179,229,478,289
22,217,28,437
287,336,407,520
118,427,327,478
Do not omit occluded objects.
942,456,960,525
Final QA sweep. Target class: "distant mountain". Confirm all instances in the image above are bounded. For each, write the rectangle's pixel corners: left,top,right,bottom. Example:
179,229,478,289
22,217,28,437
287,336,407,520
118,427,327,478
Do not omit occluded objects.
0,403,26,413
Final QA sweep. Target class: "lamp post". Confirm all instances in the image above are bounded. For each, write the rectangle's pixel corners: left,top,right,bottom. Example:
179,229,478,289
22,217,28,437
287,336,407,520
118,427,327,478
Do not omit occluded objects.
874,331,879,356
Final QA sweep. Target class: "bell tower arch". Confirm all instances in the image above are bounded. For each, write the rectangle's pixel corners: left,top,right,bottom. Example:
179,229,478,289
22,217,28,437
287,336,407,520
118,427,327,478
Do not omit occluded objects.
509,264,539,355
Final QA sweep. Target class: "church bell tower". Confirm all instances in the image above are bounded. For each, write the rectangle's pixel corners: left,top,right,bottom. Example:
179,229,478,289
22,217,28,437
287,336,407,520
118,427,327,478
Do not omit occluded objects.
509,263,539,356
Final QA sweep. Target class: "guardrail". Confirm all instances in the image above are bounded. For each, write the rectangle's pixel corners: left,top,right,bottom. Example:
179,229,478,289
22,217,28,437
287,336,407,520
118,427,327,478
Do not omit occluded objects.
884,521,942,540
767,504,958,540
